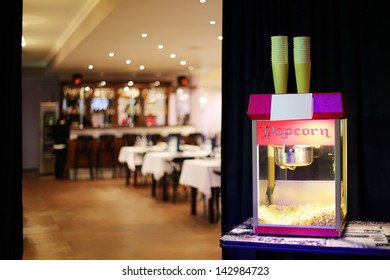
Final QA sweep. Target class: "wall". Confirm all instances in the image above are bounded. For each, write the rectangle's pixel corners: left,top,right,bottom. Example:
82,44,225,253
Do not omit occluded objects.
22,76,60,170
189,69,222,140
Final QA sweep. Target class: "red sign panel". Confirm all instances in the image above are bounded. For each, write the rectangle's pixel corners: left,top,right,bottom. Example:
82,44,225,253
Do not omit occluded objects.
256,119,335,146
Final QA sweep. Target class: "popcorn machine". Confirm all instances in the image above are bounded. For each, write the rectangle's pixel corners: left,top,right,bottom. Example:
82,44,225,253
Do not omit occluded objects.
246,36,348,237
247,93,347,237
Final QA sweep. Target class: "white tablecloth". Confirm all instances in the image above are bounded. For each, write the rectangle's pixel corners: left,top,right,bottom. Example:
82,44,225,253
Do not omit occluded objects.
179,158,221,200
141,147,211,181
118,143,167,171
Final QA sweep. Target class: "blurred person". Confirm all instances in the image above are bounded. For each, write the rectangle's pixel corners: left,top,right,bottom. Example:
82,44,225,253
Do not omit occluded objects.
52,114,70,179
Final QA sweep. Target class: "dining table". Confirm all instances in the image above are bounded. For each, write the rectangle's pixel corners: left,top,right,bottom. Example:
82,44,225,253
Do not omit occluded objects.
179,157,221,223
117,142,167,185
141,145,212,201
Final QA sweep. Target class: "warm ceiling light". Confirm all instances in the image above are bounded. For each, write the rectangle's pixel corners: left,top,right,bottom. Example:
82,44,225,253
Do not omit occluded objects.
125,59,131,64
209,20,216,25
139,65,145,70
88,65,94,70
188,66,194,71
170,53,176,58
200,0,207,3
154,81,160,87
21,36,26,47
157,44,164,49
217,35,223,40
199,96,208,104
141,33,148,38
180,60,187,66
128,81,134,86
100,81,106,86
108,52,115,57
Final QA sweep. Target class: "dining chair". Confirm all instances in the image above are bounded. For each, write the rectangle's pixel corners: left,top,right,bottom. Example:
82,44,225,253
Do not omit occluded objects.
185,132,204,146
166,133,182,151
120,133,141,179
147,133,162,145
206,170,221,223
166,156,195,203
121,133,141,147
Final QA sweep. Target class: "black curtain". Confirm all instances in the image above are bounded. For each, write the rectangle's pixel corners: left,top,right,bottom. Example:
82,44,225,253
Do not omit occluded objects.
0,0,23,259
221,0,390,259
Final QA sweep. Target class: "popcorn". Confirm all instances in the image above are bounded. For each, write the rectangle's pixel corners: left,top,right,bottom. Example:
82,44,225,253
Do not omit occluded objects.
258,203,335,226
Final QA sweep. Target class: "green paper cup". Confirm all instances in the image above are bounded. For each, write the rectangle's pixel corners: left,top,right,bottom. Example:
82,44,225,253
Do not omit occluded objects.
294,63,311,93
271,36,288,93
271,36,288,64
293,36,311,64
272,63,289,94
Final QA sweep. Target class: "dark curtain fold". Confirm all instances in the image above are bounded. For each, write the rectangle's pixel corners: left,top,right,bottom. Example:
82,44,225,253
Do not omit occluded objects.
221,0,390,259
0,0,23,259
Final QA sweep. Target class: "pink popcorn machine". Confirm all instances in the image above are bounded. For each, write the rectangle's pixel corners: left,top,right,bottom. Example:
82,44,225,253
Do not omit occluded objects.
247,92,348,237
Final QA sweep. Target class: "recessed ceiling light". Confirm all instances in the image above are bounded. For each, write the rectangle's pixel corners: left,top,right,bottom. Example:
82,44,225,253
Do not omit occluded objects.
157,44,164,49
170,53,176,58
139,65,145,70
217,35,223,40
88,65,94,70
200,0,207,3
141,33,148,38
108,52,115,57
125,59,132,64
209,20,216,25
180,60,187,66
154,81,160,86
128,81,134,86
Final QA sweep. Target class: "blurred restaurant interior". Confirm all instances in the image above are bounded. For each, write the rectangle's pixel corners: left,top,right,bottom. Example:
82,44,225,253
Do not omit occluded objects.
19,0,223,260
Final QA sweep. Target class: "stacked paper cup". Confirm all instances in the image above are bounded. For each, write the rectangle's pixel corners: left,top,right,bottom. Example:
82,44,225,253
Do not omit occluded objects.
271,35,288,94
293,36,311,93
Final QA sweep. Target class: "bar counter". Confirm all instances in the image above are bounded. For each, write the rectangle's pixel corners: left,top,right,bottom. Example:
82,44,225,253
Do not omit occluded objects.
69,124,197,139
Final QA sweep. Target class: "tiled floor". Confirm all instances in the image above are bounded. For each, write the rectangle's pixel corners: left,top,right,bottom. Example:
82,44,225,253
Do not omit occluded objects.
22,171,222,260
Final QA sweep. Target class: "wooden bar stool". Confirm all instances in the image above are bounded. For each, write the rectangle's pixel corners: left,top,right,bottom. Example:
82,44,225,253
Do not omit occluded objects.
73,135,94,180
96,134,117,178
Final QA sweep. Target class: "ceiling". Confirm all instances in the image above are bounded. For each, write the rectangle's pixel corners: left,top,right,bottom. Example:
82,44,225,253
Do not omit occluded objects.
22,0,222,83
